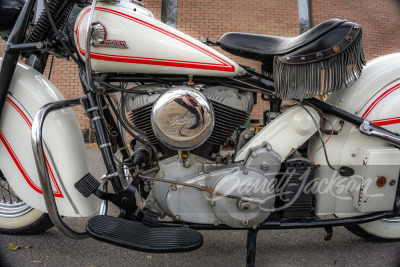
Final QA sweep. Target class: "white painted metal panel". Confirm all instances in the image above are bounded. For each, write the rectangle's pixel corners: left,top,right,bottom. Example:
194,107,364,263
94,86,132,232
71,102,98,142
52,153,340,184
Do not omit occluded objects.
309,53,400,216
0,60,100,217
75,3,241,77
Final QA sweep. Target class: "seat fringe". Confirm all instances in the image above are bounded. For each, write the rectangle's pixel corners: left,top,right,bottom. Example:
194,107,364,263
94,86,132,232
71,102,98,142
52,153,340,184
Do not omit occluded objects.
273,31,366,100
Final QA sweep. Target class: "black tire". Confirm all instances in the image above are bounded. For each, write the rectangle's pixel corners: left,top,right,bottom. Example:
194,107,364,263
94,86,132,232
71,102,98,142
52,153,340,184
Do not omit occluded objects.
0,170,53,235
345,222,400,242
0,212,53,235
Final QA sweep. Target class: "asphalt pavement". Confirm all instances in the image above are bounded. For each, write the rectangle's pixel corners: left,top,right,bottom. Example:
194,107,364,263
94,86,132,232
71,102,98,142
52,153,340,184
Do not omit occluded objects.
1,147,400,267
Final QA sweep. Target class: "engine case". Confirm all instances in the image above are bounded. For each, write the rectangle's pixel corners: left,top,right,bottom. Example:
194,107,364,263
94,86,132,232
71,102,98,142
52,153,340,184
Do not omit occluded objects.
146,146,280,228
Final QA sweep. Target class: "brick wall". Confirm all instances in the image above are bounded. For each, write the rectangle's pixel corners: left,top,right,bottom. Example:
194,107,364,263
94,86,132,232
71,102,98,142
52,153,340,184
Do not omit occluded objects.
311,0,400,61
1,0,400,140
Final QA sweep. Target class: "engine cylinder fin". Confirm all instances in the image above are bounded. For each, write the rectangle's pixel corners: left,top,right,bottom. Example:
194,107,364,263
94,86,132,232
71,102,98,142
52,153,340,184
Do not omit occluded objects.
130,103,159,144
207,100,250,145
128,93,251,147
213,105,249,118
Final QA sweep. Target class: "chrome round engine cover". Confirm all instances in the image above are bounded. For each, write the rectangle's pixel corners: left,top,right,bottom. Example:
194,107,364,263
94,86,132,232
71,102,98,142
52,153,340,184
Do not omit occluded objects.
151,86,214,150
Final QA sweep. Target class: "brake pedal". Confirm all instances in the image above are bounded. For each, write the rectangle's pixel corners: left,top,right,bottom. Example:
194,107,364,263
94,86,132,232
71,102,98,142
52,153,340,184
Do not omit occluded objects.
74,173,100,197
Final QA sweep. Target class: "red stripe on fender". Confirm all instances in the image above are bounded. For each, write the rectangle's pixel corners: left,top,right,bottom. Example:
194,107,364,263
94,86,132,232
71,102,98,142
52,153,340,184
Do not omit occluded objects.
3,97,64,198
371,117,400,127
361,83,400,119
0,131,42,194
6,97,31,128
75,7,235,72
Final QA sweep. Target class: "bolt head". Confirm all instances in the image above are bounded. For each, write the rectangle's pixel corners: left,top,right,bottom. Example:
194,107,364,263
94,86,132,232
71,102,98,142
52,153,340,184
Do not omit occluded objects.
210,201,216,207
266,144,272,151
175,215,181,220
171,185,177,191
251,151,258,157
206,175,211,180
242,220,248,226
240,202,251,211
244,133,250,140
243,169,249,175
261,162,268,170
158,172,165,178
390,179,396,186
36,42,44,49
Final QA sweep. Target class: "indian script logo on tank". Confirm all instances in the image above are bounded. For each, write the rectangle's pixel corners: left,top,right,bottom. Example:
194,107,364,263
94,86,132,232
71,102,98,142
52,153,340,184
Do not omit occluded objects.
90,22,128,49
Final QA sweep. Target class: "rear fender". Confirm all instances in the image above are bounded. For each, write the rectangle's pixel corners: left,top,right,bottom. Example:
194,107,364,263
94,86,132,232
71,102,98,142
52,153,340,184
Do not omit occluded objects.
309,53,400,216
0,59,100,217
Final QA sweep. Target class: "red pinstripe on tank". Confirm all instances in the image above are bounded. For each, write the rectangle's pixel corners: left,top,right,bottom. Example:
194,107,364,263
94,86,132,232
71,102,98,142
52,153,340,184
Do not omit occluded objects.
75,7,236,72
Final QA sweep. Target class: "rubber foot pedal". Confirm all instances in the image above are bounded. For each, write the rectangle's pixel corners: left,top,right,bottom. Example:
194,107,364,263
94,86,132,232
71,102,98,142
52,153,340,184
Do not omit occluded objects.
74,173,100,198
86,215,203,253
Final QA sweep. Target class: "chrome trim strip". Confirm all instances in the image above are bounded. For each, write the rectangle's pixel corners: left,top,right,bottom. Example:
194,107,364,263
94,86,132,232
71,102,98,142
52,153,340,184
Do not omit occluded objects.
85,0,98,92
32,98,88,239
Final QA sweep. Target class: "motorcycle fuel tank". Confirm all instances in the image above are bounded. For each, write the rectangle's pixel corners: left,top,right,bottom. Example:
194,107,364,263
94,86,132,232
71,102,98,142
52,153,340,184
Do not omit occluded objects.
75,1,241,77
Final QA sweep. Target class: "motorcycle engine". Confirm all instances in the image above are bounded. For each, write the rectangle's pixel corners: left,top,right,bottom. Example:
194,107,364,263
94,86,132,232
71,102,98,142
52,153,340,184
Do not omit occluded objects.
125,85,282,228
125,85,253,155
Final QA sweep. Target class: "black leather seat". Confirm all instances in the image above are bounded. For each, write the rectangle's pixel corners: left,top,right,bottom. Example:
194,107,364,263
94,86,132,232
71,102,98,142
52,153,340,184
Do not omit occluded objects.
217,19,365,100
217,19,347,71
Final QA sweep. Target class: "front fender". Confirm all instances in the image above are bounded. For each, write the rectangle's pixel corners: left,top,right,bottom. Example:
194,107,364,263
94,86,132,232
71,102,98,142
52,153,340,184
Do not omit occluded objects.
0,59,100,217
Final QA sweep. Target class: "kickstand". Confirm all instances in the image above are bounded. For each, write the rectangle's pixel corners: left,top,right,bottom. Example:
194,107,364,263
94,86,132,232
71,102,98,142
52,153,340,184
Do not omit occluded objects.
246,228,259,267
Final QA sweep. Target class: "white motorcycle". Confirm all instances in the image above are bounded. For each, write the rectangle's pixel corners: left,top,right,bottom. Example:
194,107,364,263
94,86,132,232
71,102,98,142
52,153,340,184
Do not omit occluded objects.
1,0,400,266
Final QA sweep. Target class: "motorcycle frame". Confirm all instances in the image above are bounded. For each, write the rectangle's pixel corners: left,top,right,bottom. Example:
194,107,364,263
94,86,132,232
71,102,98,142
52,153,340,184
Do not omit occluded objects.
1,0,400,248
